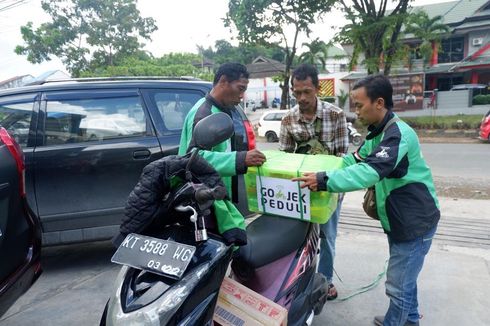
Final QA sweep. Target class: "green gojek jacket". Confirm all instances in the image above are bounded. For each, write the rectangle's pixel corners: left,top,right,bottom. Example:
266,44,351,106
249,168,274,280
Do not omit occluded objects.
317,112,440,241
178,95,248,245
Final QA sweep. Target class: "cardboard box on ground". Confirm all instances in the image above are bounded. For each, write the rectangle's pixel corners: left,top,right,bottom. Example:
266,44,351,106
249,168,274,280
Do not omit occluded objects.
213,277,288,326
245,150,343,224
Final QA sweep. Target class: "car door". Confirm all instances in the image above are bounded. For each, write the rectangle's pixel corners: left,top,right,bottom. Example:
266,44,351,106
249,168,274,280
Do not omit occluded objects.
0,93,40,217
141,87,206,156
33,89,163,244
0,128,42,317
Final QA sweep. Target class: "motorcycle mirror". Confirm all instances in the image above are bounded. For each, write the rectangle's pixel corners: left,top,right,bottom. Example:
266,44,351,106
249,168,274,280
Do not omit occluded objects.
192,112,234,150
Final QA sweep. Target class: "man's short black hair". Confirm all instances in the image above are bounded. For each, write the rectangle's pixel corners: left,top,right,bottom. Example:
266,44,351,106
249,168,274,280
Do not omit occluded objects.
352,74,394,110
291,64,319,88
213,62,249,86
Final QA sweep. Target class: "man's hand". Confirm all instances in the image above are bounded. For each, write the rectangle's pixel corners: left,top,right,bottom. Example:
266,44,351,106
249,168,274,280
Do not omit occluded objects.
292,172,318,191
245,149,266,167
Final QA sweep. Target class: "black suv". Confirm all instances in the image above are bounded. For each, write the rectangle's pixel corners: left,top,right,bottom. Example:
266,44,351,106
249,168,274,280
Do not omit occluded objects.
0,78,255,245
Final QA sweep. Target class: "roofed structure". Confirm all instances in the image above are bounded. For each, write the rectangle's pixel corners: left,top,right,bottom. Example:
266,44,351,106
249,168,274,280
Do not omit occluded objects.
246,56,286,79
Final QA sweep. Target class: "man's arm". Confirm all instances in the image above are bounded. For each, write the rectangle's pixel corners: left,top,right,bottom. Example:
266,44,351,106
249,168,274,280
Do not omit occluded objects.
178,113,241,176
278,116,296,152
179,113,265,176
295,126,408,192
333,110,349,156
324,127,409,192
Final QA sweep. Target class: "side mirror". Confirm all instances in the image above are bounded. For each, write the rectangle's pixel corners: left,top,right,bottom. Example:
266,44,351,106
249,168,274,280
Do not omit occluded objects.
192,112,234,150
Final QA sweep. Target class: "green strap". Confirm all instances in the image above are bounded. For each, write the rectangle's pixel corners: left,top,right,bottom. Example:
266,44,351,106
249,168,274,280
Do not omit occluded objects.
335,259,388,302
257,166,267,214
296,154,308,221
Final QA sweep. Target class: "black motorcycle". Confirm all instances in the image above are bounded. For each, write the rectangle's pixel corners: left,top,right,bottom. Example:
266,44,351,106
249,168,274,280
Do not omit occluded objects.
101,112,329,326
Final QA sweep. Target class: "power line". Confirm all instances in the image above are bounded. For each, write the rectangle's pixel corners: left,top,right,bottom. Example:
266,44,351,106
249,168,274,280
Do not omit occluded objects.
0,0,30,13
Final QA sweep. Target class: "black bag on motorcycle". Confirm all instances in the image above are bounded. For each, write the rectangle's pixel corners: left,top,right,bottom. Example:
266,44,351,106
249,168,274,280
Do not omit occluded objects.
112,153,225,247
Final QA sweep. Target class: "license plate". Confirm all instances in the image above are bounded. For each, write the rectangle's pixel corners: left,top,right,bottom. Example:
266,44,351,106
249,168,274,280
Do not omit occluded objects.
111,233,196,279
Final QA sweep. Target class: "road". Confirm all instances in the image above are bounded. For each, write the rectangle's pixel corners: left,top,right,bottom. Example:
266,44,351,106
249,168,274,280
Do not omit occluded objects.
1,141,489,326
257,141,489,180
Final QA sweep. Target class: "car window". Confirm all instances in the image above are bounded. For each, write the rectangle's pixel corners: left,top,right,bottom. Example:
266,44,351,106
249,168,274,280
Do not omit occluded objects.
275,113,286,121
44,96,151,145
263,113,276,121
0,101,33,148
153,91,202,131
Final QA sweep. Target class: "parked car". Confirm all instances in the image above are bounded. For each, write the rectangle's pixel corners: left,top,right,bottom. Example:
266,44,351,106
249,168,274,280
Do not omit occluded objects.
257,109,288,142
450,83,489,96
0,128,42,317
479,109,490,141
0,77,255,245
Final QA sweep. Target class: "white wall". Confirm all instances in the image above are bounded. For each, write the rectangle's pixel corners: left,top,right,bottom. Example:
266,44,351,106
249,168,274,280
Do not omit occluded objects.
245,77,283,107
245,73,352,109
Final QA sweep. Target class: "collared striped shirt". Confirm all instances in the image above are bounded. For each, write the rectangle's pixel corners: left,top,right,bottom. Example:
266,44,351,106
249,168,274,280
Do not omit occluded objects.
279,99,349,156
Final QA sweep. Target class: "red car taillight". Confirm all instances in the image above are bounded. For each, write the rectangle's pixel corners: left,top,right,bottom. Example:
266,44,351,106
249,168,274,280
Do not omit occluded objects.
0,127,26,197
244,120,256,150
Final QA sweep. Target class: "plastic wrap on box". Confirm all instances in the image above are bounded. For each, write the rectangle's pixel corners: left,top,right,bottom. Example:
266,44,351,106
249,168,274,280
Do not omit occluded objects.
245,150,343,224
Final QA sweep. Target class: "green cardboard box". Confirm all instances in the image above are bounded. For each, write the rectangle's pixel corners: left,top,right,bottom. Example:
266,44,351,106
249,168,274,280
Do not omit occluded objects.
245,150,343,224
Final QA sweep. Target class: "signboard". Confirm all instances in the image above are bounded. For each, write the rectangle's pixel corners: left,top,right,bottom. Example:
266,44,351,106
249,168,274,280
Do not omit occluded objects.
349,73,424,111
256,176,311,220
319,78,335,97
390,74,424,111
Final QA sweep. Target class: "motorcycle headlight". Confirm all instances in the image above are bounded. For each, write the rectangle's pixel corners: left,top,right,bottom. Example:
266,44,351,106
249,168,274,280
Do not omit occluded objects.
105,263,210,326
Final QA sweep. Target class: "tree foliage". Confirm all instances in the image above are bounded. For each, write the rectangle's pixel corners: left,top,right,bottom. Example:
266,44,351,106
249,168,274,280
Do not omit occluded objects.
226,0,334,109
337,0,412,75
405,11,449,66
198,39,285,66
298,38,330,72
80,52,214,81
15,0,157,77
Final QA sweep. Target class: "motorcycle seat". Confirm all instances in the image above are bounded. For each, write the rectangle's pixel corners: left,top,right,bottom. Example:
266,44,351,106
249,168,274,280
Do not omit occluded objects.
236,214,309,268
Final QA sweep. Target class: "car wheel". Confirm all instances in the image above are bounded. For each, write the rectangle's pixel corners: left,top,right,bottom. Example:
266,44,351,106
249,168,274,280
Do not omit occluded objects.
352,135,362,146
266,131,277,143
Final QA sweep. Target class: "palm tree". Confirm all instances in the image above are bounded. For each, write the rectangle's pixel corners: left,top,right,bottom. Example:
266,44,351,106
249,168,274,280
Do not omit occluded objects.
404,11,450,66
299,38,330,72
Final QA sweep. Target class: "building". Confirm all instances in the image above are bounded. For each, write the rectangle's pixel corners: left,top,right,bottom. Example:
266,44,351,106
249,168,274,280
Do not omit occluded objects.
407,0,490,91
0,75,34,90
339,0,490,115
245,56,286,108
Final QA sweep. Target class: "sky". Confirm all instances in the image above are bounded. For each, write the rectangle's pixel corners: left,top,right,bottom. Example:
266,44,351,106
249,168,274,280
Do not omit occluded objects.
0,0,455,81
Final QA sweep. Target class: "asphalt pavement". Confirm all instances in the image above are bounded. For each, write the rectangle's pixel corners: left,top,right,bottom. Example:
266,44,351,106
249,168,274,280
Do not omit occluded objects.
1,110,489,325
313,191,490,326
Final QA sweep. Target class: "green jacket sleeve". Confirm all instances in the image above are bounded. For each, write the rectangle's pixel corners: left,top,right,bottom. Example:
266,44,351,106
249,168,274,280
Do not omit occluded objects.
325,126,410,193
178,111,246,177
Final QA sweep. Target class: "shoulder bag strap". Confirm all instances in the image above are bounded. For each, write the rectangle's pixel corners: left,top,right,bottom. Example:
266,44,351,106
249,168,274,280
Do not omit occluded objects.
314,117,322,139
382,116,400,133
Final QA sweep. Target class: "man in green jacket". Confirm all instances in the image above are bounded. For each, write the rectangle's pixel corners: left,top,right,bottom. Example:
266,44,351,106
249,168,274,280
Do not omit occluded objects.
179,62,266,246
293,74,439,326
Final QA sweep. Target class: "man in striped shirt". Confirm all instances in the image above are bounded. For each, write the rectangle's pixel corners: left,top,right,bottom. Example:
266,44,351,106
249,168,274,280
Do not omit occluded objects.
279,64,349,300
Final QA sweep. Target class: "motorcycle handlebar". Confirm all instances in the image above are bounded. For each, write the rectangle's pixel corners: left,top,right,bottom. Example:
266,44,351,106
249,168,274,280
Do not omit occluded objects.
195,186,226,204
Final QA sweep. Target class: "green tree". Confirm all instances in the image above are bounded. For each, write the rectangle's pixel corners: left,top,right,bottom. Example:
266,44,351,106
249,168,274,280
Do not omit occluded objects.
299,38,330,72
404,11,449,67
337,0,412,75
226,0,334,109
15,0,157,77
197,39,286,67
81,52,214,81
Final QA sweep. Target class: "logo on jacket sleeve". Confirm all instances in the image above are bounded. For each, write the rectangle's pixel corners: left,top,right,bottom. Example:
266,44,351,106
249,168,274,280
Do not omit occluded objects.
375,146,391,159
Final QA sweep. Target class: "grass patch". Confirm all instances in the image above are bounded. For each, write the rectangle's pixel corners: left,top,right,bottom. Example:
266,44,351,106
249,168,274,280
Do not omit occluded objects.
402,114,482,129
352,114,483,133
